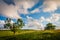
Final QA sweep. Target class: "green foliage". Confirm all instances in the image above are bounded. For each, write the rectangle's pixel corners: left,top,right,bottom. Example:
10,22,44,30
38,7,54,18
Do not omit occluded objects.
5,18,11,23
12,19,24,34
11,19,24,34
17,19,24,28
11,23,18,34
4,18,12,28
45,23,56,30
4,18,24,34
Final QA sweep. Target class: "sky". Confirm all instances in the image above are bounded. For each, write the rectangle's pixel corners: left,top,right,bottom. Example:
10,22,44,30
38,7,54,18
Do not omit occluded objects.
0,0,60,30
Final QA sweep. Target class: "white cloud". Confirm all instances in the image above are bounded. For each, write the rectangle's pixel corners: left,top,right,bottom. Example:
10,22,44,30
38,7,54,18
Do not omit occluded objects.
25,0,60,13
22,13,60,30
46,13,60,22
22,16,44,30
15,0,38,14
31,8,40,13
10,20,14,24
0,0,38,19
0,20,5,24
39,16,45,22
39,13,60,29
0,20,5,28
0,0,20,19
51,13,60,22
44,13,60,29
43,0,60,12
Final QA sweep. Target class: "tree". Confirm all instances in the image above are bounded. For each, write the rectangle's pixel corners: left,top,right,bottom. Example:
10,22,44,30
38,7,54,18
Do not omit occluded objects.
4,18,24,34
4,18,12,29
11,23,17,34
45,23,56,30
17,19,24,28
11,19,24,34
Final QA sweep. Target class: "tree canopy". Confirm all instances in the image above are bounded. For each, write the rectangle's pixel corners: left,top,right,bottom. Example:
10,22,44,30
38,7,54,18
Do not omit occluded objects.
4,18,24,34
45,23,56,30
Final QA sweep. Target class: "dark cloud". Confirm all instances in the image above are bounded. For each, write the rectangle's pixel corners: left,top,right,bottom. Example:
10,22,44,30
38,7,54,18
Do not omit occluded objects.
3,0,15,5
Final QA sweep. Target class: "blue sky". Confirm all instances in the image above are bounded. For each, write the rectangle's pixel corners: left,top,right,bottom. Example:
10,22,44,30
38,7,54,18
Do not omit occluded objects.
0,0,60,30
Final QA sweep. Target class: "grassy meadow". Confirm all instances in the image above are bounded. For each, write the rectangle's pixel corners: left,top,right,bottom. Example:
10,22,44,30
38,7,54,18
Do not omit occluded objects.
0,30,60,40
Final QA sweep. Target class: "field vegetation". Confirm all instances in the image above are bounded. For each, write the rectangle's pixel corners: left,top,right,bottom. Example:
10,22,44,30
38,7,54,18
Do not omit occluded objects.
0,30,60,40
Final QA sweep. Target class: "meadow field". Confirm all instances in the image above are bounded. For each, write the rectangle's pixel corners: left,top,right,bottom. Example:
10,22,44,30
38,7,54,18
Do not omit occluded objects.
0,30,60,40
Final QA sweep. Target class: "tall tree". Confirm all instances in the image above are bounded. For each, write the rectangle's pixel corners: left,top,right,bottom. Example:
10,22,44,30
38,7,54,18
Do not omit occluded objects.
4,18,24,34
45,23,56,30
11,19,24,34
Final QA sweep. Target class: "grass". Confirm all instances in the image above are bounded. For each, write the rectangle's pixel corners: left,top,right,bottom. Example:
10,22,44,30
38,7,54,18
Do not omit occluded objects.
0,30,60,40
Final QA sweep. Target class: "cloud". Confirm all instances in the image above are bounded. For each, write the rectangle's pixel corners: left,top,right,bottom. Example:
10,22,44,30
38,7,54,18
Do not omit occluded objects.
27,0,60,13
0,20,5,28
0,20,5,24
22,0,60,13
16,0,38,14
40,13,60,29
22,16,45,30
0,0,20,19
22,14,60,30
30,8,40,13
28,0,44,11
43,0,60,12
0,0,38,19
3,0,15,5
39,16,45,22
46,13,60,22
42,13,60,29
